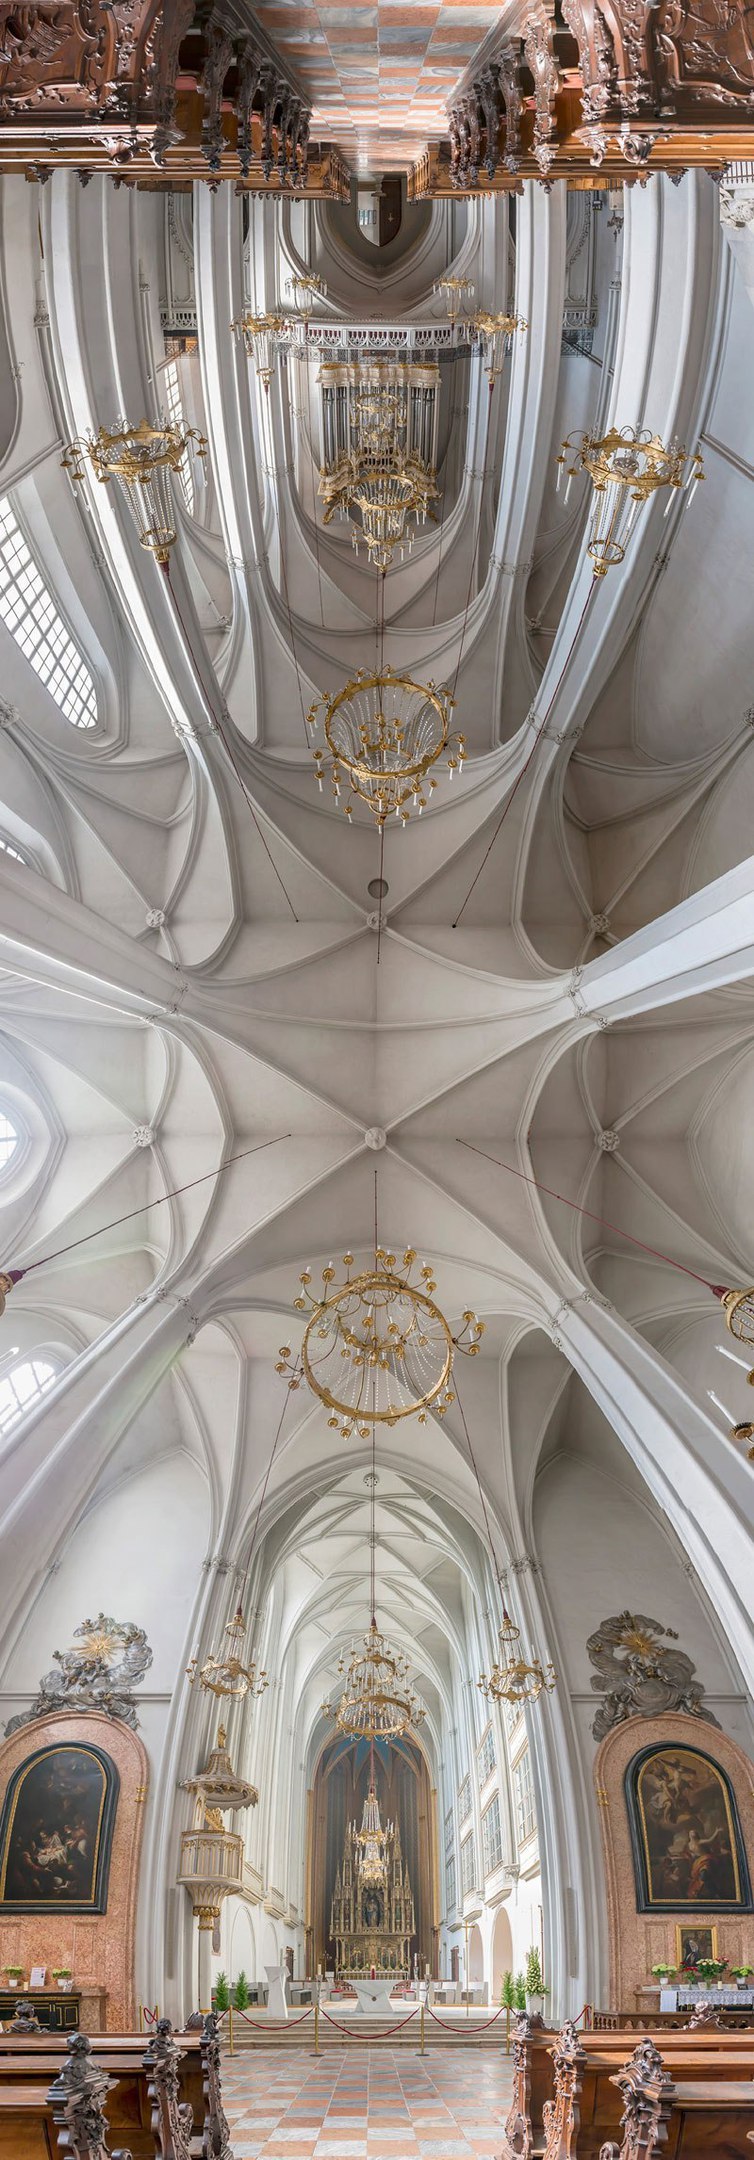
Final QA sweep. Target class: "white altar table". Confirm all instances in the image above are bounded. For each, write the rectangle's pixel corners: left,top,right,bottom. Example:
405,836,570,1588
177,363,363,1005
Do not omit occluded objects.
350,1978,398,2017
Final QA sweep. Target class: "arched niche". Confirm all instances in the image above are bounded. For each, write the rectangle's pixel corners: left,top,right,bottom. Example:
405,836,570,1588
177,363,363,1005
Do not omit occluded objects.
491,1904,514,2000
0,1710,147,2028
306,1732,439,1977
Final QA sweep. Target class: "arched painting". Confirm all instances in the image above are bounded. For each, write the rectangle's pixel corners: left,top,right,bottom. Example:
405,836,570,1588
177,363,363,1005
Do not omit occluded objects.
626,1742,752,1913
0,1743,119,1914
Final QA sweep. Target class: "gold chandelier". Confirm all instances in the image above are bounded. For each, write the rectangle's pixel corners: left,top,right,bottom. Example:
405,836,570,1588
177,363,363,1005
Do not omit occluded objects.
187,1603,269,1701
286,270,327,323
62,419,207,565
323,1620,426,1741
307,666,465,826
478,1606,556,1707
277,1247,483,1439
319,453,439,572
712,1285,754,1452
434,275,475,326
231,309,289,390
472,311,528,385
556,426,704,576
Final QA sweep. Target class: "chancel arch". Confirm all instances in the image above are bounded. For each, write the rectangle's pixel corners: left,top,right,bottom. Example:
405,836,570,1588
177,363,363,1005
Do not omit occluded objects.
307,1733,438,1980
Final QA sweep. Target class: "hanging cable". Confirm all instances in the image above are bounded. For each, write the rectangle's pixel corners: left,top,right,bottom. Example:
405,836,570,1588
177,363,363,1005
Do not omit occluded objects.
451,577,597,929
456,1138,725,1295
0,1133,290,1297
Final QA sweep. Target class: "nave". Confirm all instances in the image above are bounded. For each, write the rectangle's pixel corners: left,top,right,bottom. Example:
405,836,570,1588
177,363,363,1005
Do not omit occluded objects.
0,0,754,2146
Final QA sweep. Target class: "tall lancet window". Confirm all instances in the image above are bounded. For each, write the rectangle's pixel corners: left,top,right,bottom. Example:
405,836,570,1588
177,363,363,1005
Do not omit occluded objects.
0,499,97,730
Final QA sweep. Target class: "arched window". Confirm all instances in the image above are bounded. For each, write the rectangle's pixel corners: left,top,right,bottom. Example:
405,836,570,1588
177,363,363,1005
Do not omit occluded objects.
0,1354,57,1438
162,361,195,516
0,835,28,865
0,1111,18,1172
0,499,97,730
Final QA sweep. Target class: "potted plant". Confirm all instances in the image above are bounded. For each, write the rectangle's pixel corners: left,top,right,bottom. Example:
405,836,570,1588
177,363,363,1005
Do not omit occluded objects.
731,1967,754,1989
524,1947,548,2018
651,1965,677,1986
514,1971,527,2013
3,1967,24,1985
233,1970,250,2012
213,1972,229,2013
51,1969,72,1990
695,1958,727,1988
501,1969,516,2010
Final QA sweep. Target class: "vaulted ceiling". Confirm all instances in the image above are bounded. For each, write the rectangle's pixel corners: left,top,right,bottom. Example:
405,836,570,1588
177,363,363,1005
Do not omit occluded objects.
0,165,753,2009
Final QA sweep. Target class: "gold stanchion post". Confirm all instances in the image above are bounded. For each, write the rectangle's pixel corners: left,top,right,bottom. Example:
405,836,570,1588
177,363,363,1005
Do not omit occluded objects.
229,2002,234,2056
314,1993,320,2057
138,2004,143,2035
420,1998,425,2056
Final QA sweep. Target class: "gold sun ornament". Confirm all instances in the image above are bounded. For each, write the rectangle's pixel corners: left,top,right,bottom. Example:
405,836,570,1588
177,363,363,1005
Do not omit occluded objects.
556,426,704,576
306,667,465,826
478,1606,556,1707
277,1248,484,1438
62,419,207,564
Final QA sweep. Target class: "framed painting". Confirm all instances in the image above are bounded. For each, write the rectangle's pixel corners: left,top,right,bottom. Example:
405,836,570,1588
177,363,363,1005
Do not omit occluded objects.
626,1742,752,1914
675,1923,718,1970
0,1742,119,1914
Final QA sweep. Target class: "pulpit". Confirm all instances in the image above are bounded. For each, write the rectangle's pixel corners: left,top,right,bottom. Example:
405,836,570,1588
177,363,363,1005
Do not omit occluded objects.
265,1964,288,2019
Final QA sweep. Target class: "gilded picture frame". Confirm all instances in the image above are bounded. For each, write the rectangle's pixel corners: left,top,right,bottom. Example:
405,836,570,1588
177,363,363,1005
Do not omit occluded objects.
625,1742,752,1914
0,1741,119,1915
675,1923,719,1969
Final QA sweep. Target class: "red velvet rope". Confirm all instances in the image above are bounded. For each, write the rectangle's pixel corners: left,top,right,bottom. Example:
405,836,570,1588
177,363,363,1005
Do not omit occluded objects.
142,2006,159,2028
427,2003,507,2033
319,2004,421,2038
233,2004,314,2028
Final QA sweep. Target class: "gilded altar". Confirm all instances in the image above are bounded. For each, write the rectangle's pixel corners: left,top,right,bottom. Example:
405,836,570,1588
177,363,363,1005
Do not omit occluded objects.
330,1781,415,1978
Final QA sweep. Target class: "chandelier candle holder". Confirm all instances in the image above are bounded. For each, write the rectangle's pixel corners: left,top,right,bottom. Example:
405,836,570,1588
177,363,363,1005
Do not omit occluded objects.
711,1284,754,1451
434,275,475,327
62,420,207,564
286,270,327,326
471,311,528,385
556,426,704,576
319,454,439,573
231,309,290,390
306,666,465,826
478,1606,556,1707
186,1603,268,1701
277,1246,483,1438
322,1620,426,1741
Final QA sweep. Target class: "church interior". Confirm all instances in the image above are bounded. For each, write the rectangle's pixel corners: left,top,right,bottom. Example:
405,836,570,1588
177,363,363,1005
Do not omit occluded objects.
1,0,754,2153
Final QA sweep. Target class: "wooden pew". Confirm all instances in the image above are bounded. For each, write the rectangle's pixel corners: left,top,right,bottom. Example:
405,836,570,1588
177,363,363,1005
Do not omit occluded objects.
500,2014,754,2160
599,2039,754,2160
0,2015,232,2160
538,2028,754,2160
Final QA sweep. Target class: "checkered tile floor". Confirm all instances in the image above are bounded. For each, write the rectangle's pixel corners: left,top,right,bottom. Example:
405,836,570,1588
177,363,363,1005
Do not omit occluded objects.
224,2046,513,2160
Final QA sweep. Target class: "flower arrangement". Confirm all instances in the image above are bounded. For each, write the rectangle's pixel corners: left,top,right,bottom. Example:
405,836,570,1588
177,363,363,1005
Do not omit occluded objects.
694,1958,727,1985
2,1967,24,1980
51,1969,72,1979
731,1966,754,1983
651,1964,677,1982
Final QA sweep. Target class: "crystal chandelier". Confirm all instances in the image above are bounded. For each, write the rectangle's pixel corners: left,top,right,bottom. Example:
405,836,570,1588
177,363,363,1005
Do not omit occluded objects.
318,359,439,571
277,1246,483,1439
320,454,438,572
231,309,289,390
324,1620,426,1740
187,1603,269,1701
478,1606,556,1707
556,426,704,576
434,275,475,326
307,666,465,826
471,311,527,385
62,419,207,565
286,270,327,323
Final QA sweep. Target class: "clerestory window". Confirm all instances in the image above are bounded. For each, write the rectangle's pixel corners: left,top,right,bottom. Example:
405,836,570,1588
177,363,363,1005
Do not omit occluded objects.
0,836,27,865
163,361,195,515
0,1111,18,1171
0,498,97,730
0,1353,58,1436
